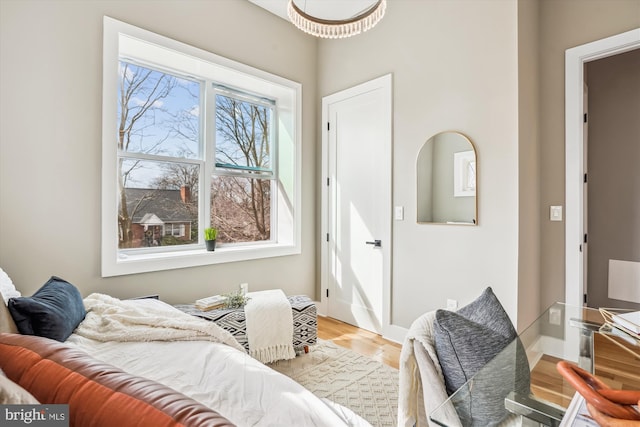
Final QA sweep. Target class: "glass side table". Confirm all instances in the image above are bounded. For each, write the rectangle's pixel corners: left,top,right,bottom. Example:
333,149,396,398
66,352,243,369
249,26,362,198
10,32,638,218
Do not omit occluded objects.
429,303,640,427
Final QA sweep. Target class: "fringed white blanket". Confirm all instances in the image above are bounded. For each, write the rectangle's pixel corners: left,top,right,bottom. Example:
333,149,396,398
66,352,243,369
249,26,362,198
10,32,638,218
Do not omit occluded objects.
245,289,296,364
74,293,244,352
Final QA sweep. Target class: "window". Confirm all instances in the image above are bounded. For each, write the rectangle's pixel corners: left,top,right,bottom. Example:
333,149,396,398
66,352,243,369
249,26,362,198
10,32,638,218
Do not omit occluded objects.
165,224,186,238
117,62,201,250
102,18,301,277
213,92,275,244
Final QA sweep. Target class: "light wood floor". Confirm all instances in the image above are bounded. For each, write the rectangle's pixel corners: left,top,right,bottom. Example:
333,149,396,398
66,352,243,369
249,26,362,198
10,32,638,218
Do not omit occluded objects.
530,333,640,408
317,315,640,406
317,315,402,369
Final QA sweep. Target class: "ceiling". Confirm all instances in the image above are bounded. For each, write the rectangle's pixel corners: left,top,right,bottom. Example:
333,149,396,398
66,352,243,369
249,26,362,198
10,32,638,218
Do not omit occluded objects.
248,0,381,22
248,0,289,20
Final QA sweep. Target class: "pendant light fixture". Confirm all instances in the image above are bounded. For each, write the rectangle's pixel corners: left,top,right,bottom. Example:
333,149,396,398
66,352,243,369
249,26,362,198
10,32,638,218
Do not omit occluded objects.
287,0,387,39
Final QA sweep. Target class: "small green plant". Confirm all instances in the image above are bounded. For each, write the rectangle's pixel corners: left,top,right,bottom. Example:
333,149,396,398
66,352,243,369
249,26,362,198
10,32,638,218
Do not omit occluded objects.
223,290,251,309
204,227,218,241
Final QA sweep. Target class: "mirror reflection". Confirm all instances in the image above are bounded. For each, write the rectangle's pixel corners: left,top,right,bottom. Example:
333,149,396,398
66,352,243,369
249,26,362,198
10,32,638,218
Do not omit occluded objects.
417,131,477,225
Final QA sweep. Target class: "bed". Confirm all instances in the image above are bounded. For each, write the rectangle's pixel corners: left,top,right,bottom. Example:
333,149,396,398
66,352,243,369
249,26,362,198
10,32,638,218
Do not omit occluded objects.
0,272,371,427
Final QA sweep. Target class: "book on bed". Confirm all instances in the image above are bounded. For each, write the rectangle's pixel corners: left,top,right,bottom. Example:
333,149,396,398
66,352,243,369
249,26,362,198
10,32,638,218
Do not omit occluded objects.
195,295,226,311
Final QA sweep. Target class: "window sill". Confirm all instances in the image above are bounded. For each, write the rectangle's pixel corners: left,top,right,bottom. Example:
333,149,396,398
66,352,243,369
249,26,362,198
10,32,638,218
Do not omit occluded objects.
102,243,300,277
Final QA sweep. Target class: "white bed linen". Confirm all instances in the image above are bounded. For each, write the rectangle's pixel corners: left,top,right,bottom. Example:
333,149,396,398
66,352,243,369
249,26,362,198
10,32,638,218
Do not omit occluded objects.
74,293,244,351
66,331,370,427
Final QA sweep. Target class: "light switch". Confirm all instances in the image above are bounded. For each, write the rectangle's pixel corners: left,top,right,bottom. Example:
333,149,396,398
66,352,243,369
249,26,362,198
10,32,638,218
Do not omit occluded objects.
239,283,249,295
395,206,404,221
550,206,563,221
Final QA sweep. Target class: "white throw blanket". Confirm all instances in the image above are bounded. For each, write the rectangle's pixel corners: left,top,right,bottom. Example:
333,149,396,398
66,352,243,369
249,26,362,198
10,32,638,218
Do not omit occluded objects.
398,310,448,427
245,289,296,363
74,293,244,352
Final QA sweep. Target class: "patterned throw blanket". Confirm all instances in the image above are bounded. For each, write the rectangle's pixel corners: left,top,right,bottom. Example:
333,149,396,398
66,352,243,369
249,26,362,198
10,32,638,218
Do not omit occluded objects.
74,293,244,352
245,289,296,363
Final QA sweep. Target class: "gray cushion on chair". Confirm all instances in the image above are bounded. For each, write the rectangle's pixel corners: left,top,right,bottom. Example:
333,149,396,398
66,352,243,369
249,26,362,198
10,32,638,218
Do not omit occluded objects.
434,287,530,426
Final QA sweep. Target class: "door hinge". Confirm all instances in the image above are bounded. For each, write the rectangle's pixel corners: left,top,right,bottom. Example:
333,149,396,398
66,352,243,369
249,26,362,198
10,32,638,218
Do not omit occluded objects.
579,244,582,252
327,122,330,131
326,177,330,186
326,289,329,298
583,113,588,123
583,293,588,304
584,173,588,183
326,233,329,242
584,233,588,244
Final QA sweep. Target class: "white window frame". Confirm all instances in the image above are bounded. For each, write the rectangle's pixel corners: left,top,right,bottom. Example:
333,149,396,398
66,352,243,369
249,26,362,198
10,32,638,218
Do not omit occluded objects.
102,17,301,277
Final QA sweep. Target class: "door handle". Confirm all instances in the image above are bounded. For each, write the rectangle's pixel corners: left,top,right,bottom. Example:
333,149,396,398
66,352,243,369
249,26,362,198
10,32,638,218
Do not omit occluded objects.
365,240,382,248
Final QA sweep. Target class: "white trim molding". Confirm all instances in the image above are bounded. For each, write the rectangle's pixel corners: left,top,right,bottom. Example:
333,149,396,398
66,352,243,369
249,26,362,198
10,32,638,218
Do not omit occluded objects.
565,28,640,308
101,17,302,277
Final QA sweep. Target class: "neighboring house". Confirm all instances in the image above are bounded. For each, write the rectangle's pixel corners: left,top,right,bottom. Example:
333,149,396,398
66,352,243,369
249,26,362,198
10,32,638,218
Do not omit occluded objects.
123,186,196,248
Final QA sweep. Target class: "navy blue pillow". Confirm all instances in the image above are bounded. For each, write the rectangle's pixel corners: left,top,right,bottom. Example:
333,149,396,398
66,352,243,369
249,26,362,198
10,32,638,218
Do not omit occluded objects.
7,276,86,342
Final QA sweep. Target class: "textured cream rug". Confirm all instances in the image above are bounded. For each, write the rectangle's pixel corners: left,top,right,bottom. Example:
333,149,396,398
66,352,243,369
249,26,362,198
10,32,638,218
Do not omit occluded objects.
268,339,399,427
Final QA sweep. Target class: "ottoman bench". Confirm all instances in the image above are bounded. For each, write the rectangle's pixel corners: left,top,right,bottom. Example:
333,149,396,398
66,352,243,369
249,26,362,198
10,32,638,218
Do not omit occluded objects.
174,295,317,354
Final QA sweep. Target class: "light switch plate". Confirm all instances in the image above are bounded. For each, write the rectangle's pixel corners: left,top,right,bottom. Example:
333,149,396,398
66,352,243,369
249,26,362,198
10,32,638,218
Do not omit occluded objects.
395,206,404,221
549,307,562,325
550,206,563,221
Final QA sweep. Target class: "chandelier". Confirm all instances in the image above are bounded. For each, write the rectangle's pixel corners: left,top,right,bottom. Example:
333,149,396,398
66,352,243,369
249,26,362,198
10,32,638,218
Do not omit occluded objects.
287,0,387,39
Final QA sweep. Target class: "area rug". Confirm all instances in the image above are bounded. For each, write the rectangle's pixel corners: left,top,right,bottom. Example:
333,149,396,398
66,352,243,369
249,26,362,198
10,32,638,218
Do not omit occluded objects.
268,339,399,427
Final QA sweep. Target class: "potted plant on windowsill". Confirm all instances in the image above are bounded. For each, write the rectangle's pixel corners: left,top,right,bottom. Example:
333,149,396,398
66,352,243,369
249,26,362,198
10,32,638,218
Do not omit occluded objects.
204,227,218,252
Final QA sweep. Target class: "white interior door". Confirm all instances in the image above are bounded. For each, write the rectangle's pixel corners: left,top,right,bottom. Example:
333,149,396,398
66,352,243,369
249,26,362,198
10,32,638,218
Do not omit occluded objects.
322,75,392,334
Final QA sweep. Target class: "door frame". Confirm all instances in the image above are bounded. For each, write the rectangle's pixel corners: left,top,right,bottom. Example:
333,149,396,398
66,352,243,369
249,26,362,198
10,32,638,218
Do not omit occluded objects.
565,28,640,308
320,74,393,336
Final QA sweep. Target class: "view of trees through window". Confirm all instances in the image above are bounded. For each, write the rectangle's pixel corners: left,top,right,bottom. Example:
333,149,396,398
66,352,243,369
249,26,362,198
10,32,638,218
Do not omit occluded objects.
117,61,272,250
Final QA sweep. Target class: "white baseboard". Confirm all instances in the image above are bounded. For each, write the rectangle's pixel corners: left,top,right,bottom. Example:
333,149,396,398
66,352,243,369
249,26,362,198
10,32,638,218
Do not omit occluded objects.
314,299,408,345
313,300,326,317
383,324,407,344
526,335,566,369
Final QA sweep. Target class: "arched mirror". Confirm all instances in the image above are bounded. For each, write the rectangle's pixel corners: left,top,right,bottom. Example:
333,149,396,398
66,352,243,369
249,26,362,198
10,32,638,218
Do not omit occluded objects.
417,131,477,225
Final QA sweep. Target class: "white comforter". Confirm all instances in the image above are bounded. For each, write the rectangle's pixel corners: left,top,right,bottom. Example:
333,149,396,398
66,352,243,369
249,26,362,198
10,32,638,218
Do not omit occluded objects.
74,293,244,351
66,298,370,427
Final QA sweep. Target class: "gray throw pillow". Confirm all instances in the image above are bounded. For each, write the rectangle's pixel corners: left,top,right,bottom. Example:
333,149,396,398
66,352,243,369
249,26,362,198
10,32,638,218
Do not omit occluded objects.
434,287,530,426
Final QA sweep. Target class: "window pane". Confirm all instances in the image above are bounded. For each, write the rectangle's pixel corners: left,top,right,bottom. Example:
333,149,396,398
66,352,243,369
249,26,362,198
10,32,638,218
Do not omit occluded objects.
118,61,201,159
215,94,272,174
118,159,198,249
211,175,271,244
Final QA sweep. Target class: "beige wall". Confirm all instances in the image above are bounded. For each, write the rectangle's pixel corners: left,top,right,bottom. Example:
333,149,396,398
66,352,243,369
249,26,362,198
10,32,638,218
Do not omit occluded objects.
586,49,640,309
538,0,640,310
2,0,639,330
517,0,541,331
0,0,318,303
318,0,521,328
